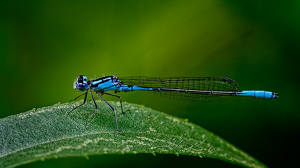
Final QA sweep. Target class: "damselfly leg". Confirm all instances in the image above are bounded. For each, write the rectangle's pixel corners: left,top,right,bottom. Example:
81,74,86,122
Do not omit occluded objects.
102,92,129,114
85,90,98,128
96,92,123,133
68,91,123,133
70,91,88,102
68,90,88,115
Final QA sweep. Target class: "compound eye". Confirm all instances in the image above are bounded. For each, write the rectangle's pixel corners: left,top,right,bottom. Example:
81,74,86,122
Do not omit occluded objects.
77,77,83,83
77,75,87,83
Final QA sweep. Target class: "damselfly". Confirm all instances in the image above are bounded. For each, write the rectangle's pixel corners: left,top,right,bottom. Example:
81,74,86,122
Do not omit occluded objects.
68,75,279,133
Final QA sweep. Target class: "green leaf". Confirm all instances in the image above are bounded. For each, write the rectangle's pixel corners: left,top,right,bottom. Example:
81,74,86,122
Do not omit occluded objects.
0,101,266,168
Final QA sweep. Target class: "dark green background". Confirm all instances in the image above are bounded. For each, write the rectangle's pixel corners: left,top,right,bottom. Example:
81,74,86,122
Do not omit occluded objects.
1,0,299,167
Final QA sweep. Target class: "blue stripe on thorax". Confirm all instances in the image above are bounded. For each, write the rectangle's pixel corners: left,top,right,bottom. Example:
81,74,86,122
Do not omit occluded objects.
90,77,112,86
118,85,153,92
90,77,118,91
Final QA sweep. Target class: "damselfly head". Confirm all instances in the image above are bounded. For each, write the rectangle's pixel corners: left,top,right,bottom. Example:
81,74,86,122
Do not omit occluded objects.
74,75,89,91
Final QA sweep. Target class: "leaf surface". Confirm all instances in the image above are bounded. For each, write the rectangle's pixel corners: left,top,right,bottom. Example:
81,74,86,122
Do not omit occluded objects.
0,101,266,168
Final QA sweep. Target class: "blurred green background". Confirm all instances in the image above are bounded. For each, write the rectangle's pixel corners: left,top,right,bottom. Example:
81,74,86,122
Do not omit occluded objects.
0,0,299,167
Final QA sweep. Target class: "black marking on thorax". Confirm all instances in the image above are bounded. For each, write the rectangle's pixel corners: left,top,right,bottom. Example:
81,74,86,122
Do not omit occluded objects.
90,77,112,87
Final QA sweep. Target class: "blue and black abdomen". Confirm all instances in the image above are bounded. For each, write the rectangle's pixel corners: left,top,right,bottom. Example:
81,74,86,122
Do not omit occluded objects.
119,77,242,101
118,76,278,101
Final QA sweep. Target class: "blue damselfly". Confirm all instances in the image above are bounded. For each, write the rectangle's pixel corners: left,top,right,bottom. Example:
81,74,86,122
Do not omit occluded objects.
68,75,278,133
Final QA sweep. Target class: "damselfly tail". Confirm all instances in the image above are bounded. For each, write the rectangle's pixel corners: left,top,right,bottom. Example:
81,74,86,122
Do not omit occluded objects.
119,77,242,101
